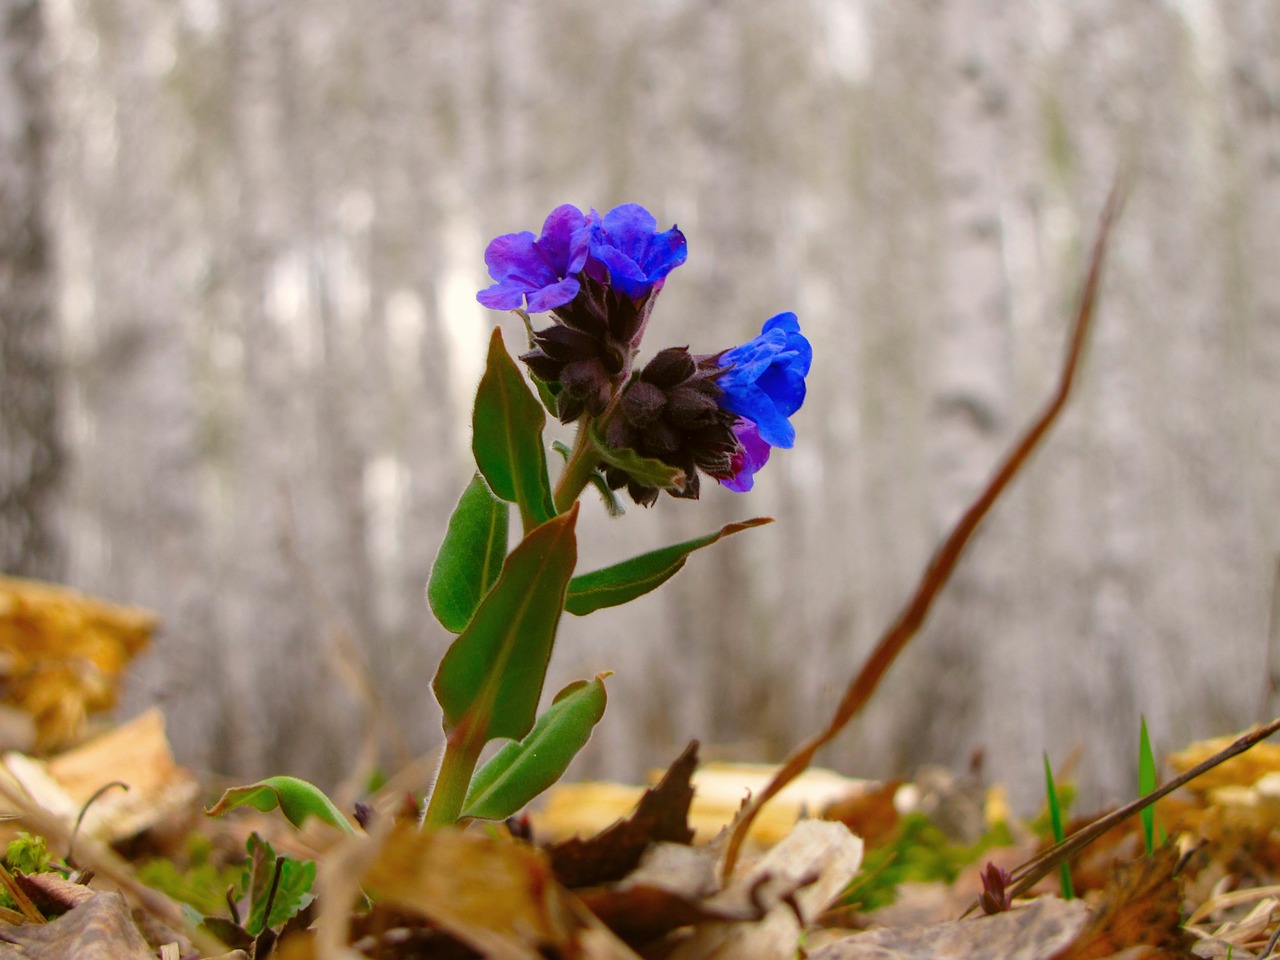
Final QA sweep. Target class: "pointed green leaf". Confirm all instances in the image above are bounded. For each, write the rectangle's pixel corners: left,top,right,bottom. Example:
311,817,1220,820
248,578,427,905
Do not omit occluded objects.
588,470,626,517
1043,756,1074,900
565,517,773,616
532,373,562,418
588,423,686,491
473,328,555,528
205,776,356,834
432,505,579,743
1139,716,1157,854
462,674,609,821
427,474,509,633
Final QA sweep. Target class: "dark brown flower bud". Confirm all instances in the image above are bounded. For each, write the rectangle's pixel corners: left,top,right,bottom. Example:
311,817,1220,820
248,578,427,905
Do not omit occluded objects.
601,348,742,506
621,380,667,427
641,347,697,388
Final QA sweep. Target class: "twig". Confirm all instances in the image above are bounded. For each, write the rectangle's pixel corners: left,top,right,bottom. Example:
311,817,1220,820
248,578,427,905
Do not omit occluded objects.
719,183,1125,881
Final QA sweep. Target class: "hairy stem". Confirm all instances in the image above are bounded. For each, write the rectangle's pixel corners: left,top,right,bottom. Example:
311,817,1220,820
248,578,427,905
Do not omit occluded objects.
421,729,484,828
553,420,602,513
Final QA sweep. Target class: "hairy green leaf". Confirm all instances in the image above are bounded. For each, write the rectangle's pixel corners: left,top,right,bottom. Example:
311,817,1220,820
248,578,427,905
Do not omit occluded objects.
463,674,609,821
427,474,509,633
588,423,685,490
565,517,772,616
432,505,579,744
588,471,626,517
473,328,555,529
206,776,355,834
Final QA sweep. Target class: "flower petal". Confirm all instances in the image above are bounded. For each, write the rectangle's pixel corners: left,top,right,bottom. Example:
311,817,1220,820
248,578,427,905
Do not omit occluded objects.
720,420,771,493
714,312,811,451
476,207,593,313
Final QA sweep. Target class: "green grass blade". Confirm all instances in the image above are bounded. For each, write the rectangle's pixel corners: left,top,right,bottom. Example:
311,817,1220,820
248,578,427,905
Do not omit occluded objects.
1043,754,1074,900
1139,715,1157,854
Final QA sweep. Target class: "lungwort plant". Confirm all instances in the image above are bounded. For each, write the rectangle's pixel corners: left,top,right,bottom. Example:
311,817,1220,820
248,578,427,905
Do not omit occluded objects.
212,202,811,831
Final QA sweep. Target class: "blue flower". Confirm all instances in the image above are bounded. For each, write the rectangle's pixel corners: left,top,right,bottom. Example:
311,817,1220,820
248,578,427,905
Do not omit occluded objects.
720,420,771,493
715,312,811,449
477,205,594,313
586,204,687,302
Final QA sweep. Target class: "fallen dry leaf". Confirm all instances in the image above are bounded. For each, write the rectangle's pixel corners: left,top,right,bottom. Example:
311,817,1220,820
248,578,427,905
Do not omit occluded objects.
0,708,200,845
0,891,154,960
577,840,754,944
824,779,902,849
811,897,1090,960
538,744,872,849
547,740,699,889
0,576,155,752
661,819,863,960
363,821,639,960
1169,733,1280,796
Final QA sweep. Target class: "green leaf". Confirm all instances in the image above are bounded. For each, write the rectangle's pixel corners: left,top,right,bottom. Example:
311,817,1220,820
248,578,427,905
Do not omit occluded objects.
432,505,579,744
588,470,625,517
427,474,509,633
205,776,356,834
240,834,315,935
565,517,773,616
1043,756,1074,900
462,674,609,821
532,373,562,419
1138,716,1158,855
588,423,685,491
473,328,555,529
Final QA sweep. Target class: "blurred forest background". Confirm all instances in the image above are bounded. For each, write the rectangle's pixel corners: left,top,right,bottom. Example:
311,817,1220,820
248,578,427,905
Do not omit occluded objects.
1,0,1278,811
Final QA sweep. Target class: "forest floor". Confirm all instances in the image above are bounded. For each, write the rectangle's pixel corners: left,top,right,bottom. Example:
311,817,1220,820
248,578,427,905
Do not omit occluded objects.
0,676,1276,960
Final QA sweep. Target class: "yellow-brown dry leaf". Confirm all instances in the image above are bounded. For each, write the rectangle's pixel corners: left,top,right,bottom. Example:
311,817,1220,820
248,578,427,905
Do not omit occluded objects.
0,576,155,751
1168,731,1280,795
362,822,591,960
0,708,199,844
1051,845,1193,960
538,762,872,848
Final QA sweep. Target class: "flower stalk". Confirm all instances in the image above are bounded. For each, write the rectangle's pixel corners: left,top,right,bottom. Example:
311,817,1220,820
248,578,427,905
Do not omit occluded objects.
554,420,604,514
421,724,485,828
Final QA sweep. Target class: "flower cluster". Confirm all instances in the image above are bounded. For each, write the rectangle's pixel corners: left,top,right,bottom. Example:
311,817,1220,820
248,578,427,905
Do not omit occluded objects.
477,203,811,503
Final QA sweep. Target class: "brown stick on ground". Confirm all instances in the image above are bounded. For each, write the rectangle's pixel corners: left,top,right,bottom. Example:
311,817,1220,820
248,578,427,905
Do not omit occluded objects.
720,183,1126,881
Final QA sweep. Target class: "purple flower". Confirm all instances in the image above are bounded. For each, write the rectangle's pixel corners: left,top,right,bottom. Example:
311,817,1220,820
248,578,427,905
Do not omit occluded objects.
477,205,594,313
715,312,811,449
720,420,771,492
587,204,687,302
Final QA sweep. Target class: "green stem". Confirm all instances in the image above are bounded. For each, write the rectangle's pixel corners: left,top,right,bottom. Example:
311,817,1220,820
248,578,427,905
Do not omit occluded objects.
553,420,603,513
422,729,484,827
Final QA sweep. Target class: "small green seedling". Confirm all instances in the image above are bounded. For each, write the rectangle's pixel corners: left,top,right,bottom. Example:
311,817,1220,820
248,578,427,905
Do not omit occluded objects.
1138,716,1159,855
1043,754,1074,900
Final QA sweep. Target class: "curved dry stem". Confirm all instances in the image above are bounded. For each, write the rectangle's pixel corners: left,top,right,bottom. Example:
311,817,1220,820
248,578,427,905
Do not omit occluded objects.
719,182,1127,881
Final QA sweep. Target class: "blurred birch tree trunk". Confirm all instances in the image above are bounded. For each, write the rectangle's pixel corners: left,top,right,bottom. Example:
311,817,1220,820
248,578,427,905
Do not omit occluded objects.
0,0,62,579
20,0,1280,808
